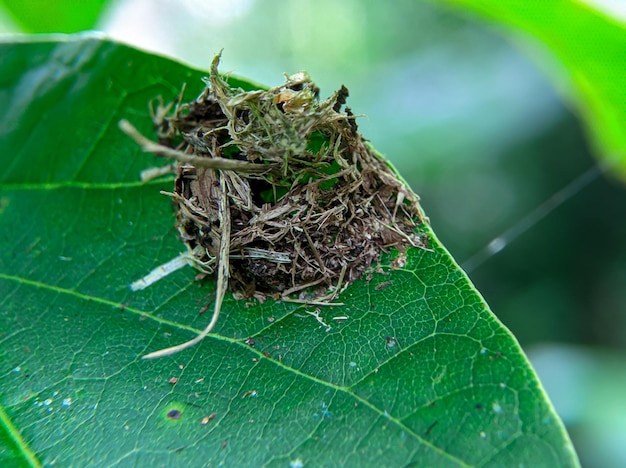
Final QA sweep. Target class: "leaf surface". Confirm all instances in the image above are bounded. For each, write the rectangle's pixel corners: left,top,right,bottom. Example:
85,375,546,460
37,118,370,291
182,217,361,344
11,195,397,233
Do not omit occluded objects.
0,36,578,466
0,0,111,33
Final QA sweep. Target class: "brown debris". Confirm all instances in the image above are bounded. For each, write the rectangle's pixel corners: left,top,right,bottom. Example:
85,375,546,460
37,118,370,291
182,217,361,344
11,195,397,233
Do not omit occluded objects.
122,54,427,358
156,54,425,301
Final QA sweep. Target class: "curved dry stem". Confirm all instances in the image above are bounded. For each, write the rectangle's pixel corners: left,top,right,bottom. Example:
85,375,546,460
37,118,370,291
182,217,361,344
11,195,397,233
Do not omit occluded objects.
142,175,231,359
119,119,272,174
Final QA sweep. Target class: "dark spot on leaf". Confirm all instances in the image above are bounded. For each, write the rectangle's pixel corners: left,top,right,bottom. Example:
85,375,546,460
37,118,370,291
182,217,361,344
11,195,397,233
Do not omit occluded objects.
475,403,483,410
167,409,182,420
425,420,439,435
375,280,393,291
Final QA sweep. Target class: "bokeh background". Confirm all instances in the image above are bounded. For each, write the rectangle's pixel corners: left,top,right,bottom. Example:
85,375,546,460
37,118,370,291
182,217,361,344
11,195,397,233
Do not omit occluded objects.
2,0,625,465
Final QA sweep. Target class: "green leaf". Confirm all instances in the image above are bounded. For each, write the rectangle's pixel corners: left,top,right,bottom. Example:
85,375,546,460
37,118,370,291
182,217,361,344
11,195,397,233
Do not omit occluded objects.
439,0,626,178
0,0,111,33
0,36,578,466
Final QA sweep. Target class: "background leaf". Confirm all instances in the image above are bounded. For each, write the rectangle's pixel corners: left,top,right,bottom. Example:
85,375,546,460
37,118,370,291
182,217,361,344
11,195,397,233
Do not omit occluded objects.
439,0,626,178
0,36,578,466
0,0,112,33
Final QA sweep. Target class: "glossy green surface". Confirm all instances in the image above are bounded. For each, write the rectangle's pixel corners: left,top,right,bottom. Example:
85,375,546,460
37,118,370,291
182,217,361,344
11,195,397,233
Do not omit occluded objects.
441,0,626,178
0,36,578,466
0,0,110,33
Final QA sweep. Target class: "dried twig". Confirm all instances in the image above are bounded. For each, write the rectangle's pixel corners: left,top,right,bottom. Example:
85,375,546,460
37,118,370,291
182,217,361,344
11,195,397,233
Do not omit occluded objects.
142,175,231,359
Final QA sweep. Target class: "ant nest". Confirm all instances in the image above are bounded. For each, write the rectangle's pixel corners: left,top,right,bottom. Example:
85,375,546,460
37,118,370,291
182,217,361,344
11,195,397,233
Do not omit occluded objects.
121,54,427,358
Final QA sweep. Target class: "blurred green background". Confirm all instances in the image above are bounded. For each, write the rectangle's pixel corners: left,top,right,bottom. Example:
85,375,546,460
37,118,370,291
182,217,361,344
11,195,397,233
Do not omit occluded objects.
1,0,625,465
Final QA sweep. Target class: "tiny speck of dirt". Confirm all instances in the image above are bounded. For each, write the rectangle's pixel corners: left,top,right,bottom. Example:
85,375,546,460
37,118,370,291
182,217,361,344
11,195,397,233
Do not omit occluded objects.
167,409,182,420
375,280,393,291
242,390,258,399
201,413,215,425
425,420,439,435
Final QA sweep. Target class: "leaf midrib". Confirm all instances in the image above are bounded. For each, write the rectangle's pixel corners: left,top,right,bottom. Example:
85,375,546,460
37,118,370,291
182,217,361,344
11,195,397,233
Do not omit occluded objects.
0,404,42,468
0,177,174,191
